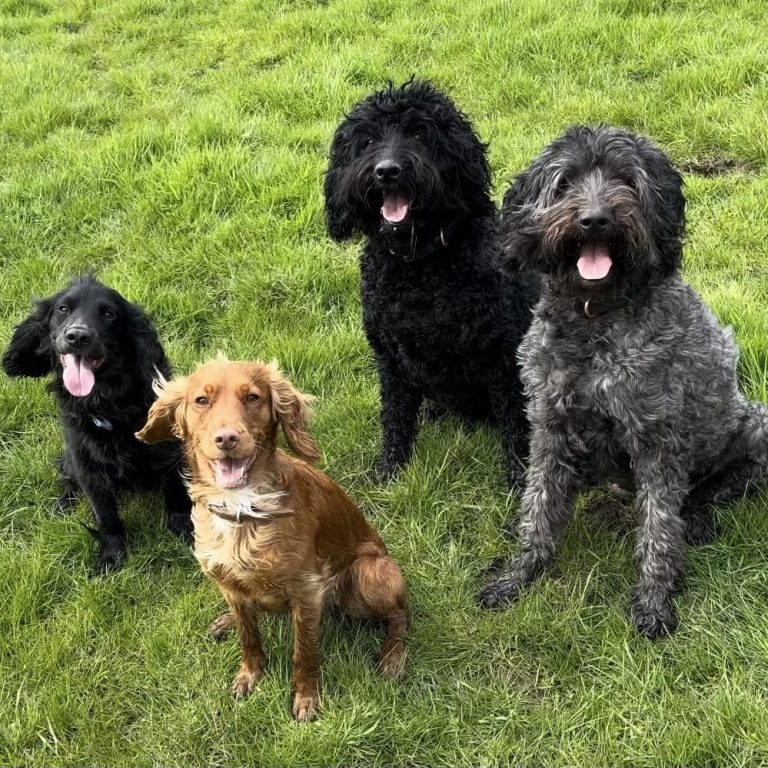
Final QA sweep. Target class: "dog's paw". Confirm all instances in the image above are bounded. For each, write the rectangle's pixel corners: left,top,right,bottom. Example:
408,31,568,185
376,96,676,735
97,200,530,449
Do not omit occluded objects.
378,644,406,680
684,510,719,547
476,576,522,610
292,691,320,722
505,464,526,492
231,667,263,700
168,513,194,543
95,537,127,576
373,458,402,484
206,612,235,642
629,588,678,639
54,490,77,515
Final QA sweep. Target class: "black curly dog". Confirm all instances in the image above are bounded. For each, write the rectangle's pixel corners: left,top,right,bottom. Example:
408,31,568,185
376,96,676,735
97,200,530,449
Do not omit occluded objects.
478,125,768,637
324,79,540,486
2,276,192,574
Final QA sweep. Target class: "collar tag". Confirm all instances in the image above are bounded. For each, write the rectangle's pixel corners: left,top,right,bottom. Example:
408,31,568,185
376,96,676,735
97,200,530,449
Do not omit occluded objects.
92,416,114,431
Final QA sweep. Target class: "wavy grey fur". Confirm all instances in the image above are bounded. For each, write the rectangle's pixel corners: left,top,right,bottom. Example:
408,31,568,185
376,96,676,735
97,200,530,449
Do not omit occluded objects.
478,125,768,638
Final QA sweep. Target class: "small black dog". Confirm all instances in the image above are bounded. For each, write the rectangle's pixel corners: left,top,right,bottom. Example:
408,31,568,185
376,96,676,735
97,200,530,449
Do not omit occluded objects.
2,276,192,574
478,125,768,637
324,79,540,485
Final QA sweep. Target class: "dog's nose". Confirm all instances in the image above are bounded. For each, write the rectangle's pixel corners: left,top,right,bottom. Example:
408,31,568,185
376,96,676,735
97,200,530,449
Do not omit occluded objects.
579,209,613,233
374,159,402,183
214,429,240,451
64,326,91,348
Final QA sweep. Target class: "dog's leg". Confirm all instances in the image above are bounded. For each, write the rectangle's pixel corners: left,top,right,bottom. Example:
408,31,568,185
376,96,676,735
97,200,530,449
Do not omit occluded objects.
78,472,127,575
290,594,323,722
206,612,235,641
478,423,578,609
630,453,687,639
54,453,79,515
341,546,408,680
683,402,768,545
489,379,529,488
163,472,193,543
229,599,266,699
375,357,423,480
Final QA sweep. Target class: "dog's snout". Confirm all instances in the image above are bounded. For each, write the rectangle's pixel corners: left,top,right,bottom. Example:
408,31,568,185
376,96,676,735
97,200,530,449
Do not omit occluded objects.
374,159,402,183
64,325,92,348
214,428,240,451
579,209,613,233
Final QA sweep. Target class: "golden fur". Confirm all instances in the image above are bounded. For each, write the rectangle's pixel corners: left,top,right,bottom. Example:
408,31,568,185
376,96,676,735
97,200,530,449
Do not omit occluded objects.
136,359,407,721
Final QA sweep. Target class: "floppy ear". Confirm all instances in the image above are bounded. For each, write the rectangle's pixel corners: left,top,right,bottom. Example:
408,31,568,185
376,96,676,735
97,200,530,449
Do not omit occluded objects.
268,366,320,463
2,297,56,378
323,121,358,242
127,302,172,386
135,375,188,444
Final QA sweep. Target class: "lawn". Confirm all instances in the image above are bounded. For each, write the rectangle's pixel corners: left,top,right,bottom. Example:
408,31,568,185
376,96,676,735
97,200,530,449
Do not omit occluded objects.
1,0,768,765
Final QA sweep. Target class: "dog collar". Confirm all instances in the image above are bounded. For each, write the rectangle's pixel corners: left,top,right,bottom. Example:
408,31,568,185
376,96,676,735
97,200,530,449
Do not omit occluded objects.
205,501,294,525
579,296,632,318
385,219,462,262
91,415,114,431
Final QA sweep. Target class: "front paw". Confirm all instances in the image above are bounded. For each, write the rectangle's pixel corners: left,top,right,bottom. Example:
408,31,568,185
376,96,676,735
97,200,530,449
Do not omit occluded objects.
95,535,127,576
292,691,320,722
168,513,193,543
231,666,264,700
476,573,524,610
54,490,78,516
206,613,234,642
629,587,678,639
505,462,526,491
374,457,403,483
684,508,719,546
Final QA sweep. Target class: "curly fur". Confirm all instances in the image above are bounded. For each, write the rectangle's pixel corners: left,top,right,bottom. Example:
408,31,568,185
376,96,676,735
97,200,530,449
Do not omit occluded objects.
478,125,768,638
324,79,540,484
2,276,192,574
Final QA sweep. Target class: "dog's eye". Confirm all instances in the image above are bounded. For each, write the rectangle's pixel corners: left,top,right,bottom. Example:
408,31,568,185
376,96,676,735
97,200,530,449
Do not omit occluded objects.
195,396,209,407
246,393,260,403
103,309,115,320
58,305,70,314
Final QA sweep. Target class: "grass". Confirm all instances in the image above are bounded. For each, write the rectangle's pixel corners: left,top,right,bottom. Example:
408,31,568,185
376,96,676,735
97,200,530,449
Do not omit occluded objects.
1,0,768,765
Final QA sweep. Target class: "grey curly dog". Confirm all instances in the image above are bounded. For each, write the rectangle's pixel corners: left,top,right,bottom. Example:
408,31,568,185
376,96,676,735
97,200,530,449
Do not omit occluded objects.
478,125,768,638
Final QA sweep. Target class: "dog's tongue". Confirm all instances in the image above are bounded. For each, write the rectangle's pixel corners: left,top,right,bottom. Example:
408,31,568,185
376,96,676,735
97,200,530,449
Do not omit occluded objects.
213,457,251,489
381,192,410,223
577,242,612,280
61,355,95,397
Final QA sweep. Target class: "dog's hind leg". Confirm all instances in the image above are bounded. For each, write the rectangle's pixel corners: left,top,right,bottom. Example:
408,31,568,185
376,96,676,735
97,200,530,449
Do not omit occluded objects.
683,402,768,545
340,542,408,680
489,378,529,489
478,423,579,609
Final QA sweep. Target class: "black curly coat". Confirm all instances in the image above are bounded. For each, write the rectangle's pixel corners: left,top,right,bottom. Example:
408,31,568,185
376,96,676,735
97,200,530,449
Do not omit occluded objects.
324,79,540,485
2,276,192,574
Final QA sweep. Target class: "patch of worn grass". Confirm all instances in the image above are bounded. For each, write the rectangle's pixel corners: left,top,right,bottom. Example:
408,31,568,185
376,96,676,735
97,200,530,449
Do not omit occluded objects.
1,0,768,765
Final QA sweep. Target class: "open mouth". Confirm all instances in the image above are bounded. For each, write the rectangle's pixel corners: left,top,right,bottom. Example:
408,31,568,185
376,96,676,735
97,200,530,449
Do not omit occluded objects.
210,455,256,490
380,191,412,225
576,240,613,281
60,354,104,397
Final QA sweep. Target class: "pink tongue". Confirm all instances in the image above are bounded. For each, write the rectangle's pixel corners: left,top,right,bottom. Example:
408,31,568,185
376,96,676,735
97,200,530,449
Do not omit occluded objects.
61,355,95,397
381,192,410,223
577,242,612,280
213,458,250,489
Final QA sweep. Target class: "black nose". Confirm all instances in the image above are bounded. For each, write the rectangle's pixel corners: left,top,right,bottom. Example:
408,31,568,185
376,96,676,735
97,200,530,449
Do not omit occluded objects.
374,159,402,183
579,209,613,233
64,326,91,348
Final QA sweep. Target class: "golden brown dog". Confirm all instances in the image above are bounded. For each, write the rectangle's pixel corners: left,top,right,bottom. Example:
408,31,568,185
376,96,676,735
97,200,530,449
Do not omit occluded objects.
136,359,407,721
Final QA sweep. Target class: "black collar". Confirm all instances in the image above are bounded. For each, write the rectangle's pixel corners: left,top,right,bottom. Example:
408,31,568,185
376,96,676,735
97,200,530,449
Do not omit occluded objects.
384,218,464,262
577,295,633,318
205,501,294,525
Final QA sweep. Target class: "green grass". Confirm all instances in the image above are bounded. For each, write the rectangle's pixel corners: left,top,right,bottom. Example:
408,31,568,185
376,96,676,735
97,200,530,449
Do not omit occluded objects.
1,0,768,765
